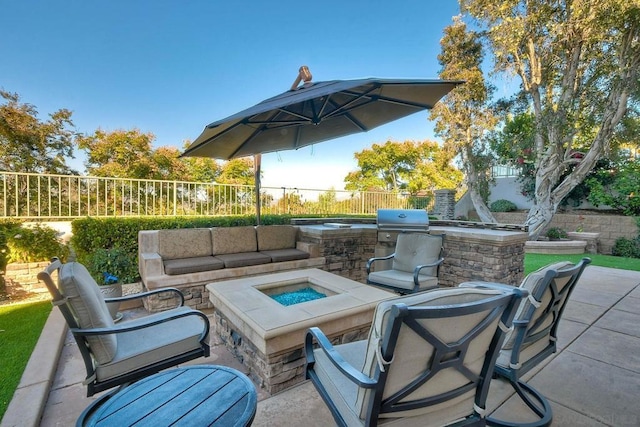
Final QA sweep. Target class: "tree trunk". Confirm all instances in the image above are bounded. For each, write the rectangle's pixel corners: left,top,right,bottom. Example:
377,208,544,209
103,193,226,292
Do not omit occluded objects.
462,144,496,223
470,186,496,223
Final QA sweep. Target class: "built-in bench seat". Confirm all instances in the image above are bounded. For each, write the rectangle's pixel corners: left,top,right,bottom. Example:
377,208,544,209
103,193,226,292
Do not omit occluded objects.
138,225,325,310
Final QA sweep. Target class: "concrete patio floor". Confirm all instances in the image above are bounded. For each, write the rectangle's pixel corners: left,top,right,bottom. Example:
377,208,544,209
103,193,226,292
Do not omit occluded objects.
2,265,639,426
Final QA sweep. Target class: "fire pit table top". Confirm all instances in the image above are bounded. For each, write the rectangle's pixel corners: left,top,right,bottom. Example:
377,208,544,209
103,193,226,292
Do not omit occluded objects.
206,268,394,355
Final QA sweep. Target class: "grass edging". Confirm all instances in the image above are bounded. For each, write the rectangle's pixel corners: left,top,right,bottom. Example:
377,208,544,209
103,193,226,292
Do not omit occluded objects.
0,307,65,427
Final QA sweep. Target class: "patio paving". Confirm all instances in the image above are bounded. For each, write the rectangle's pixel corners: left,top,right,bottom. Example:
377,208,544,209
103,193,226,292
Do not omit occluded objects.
2,265,639,426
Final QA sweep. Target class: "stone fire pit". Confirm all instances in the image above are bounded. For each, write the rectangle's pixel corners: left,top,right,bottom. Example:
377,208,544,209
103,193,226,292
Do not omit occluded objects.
206,268,393,394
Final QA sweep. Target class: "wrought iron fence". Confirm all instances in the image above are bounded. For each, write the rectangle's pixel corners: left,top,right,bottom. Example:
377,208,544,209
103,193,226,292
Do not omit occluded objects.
0,171,434,219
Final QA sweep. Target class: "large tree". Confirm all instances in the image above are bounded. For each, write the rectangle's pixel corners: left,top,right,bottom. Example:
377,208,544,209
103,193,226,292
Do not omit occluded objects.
461,0,640,238
344,140,463,194
430,15,498,222
78,130,222,182
0,91,77,174
78,128,157,178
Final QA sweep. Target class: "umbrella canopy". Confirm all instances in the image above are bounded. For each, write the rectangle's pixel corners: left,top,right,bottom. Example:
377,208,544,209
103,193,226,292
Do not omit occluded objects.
182,70,462,224
182,77,462,160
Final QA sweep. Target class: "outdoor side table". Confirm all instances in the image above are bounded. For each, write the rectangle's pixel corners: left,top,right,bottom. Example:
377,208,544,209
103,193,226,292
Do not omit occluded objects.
78,365,257,427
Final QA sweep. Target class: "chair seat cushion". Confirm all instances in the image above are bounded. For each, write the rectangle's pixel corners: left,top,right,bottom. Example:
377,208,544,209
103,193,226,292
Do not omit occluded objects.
312,340,367,427
260,249,310,262
216,252,272,268
163,256,224,275
95,306,206,382
496,337,551,370
368,270,438,292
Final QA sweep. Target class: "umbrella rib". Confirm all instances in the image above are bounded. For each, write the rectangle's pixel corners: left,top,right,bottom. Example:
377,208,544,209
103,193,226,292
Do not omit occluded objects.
247,119,308,126
321,86,379,120
373,94,434,109
326,97,368,132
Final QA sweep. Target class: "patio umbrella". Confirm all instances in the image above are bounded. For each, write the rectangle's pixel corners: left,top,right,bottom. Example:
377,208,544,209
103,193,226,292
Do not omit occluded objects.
183,67,462,223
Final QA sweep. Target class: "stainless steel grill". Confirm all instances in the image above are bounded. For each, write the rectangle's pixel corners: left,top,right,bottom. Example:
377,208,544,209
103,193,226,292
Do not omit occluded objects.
376,209,429,232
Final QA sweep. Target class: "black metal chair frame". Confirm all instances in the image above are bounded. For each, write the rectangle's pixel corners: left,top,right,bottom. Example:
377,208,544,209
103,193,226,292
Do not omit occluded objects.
305,288,526,427
484,258,591,427
366,232,445,294
38,258,211,397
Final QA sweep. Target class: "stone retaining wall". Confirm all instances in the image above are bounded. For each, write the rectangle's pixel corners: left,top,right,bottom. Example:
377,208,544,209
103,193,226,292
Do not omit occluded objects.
493,212,638,254
4,261,50,299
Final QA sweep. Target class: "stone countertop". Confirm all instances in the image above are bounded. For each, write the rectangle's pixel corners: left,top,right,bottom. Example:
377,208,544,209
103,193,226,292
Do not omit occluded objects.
298,223,529,244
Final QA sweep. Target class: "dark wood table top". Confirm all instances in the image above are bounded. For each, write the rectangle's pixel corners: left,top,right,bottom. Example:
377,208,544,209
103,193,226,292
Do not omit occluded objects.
79,365,257,426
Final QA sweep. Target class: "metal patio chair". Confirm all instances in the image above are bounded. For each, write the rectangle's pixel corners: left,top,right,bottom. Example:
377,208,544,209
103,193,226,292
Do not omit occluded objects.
38,258,210,397
366,232,445,294
305,286,526,426
459,257,591,427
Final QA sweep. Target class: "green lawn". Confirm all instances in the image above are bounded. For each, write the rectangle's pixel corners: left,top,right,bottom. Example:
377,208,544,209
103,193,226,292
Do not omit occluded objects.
524,253,640,275
0,300,52,420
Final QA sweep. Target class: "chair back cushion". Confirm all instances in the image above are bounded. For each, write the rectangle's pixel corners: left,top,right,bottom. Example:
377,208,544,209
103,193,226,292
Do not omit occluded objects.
357,287,506,422
392,233,442,276
256,225,297,251
211,226,257,255
502,261,574,351
158,228,212,260
59,262,117,364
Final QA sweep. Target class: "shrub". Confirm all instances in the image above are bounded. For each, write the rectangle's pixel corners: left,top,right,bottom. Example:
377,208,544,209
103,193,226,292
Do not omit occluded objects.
490,199,517,212
587,158,640,215
612,237,640,258
545,227,568,240
5,223,69,263
87,247,137,286
70,215,299,283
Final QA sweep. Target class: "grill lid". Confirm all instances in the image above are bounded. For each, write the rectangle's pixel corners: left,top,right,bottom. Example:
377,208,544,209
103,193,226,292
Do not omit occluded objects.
376,209,429,231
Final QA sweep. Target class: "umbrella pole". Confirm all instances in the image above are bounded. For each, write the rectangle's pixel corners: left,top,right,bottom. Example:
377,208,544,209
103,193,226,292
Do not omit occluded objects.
254,153,261,225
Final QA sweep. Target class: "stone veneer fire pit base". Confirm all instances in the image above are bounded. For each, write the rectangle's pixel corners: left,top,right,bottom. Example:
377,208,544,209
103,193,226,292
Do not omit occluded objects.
207,269,393,394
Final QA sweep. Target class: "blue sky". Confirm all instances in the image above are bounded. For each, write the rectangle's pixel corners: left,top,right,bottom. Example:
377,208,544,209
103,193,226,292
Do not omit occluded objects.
1,0,464,190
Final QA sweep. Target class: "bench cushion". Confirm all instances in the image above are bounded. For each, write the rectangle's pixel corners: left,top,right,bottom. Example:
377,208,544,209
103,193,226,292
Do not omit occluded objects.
158,228,212,260
163,256,225,275
256,225,298,251
216,252,272,268
211,226,257,255
260,248,310,262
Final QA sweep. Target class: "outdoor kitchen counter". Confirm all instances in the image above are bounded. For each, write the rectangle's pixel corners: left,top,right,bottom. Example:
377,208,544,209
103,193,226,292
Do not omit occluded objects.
296,223,529,287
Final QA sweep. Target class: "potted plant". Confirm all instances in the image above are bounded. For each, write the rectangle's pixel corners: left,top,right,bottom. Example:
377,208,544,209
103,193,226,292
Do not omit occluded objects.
88,247,135,321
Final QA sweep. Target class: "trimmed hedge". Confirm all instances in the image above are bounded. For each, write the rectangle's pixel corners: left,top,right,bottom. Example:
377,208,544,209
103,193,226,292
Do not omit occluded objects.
70,214,313,283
